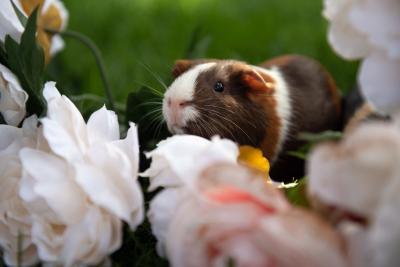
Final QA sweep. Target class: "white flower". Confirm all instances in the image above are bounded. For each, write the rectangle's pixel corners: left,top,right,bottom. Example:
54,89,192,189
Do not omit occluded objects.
0,63,28,126
142,135,238,191
143,135,238,256
17,82,144,266
0,0,24,43
166,164,347,267
323,0,400,116
0,116,39,267
307,122,400,267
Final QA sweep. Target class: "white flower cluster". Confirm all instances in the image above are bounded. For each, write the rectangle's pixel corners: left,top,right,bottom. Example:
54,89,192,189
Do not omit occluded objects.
323,0,400,117
0,82,144,266
142,136,348,267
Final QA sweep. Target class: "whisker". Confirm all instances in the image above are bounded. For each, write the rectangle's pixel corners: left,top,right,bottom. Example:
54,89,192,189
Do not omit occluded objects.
138,61,168,91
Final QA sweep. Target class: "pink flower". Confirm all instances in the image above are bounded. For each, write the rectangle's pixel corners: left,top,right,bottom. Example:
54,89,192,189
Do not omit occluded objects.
166,164,348,267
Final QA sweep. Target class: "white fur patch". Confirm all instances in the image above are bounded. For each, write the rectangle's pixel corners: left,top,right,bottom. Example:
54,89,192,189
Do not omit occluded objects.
253,66,292,163
163,62,216,133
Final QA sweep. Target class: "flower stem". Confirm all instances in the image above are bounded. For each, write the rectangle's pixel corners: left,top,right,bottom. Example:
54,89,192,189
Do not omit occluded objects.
46,29,115,111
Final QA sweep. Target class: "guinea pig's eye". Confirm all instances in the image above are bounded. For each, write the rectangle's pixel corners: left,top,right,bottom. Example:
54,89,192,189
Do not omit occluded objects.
214,81,224,93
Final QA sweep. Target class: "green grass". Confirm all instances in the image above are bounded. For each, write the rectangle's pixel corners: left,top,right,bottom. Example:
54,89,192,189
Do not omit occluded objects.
48,0,358,103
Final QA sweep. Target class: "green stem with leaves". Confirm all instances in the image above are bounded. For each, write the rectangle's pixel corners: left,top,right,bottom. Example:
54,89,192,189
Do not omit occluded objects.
46,29,115,111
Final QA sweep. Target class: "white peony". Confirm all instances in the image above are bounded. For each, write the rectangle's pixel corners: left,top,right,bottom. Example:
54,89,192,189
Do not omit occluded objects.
307,122,400,267
15,82,144,266
0,63,28,126
166,164,347,267
142,135,239,257
0,116,39,266
323,0,400,117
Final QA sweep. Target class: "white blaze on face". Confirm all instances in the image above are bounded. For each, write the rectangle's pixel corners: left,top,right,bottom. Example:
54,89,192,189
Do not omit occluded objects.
163,62,216,134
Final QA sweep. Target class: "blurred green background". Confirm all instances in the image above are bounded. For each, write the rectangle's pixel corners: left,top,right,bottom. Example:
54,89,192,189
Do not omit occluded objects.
48,0,358,109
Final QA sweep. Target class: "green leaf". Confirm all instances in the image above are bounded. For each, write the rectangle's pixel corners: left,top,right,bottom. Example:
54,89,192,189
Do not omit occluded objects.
3,7,46,117
286,131,342,160
0,42,7,66
298,131,342,143
10,0,28,27
286,150,307,160
284,178,309,207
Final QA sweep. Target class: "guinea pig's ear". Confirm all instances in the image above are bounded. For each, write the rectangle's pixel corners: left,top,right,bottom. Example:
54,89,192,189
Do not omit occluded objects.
240,70,274,93
172,59,218,78
172,60,195,78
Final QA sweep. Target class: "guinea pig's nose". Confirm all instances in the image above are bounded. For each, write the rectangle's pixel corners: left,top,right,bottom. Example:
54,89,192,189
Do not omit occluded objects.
178,101,189,107
168,99,190,109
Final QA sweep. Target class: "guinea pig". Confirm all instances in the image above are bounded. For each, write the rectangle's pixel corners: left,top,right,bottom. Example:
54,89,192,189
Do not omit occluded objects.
162,55,342,182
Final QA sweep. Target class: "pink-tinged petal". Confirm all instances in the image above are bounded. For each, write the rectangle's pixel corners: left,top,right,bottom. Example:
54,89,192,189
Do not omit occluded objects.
60,207,122,267
87,105,120,144
368,176,400,267
74,144,143,229
359,52,400,115
258,209,348,267
19,148,88,224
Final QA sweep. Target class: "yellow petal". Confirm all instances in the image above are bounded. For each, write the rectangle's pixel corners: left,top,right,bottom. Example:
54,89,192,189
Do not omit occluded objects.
19,0,64,63
238,145,270,176
20,0,44,15
40,4,63,31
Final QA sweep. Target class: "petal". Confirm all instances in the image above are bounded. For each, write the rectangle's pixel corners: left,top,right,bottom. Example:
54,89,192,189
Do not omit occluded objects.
74,144,144,229
19,148,88,224
31,217,65,262
148,188,185,257
307,123,400,219
349,0,400,59
42,81,61,101
112,122,139,176
0,124,22,151
0,0,24,43
0,64,28,126
41,82,89,161
87,105,119,144
359,52,400,115
327,21,370,60
142,135,238,190
60,207,122,267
